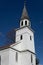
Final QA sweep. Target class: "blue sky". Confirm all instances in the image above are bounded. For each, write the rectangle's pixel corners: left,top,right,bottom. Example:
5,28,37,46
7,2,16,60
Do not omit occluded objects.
0,0,43,64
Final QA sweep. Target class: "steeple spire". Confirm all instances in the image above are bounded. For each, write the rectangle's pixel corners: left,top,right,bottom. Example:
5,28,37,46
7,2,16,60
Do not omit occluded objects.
20,1,31,28
21,1,29,20
24,0,26,7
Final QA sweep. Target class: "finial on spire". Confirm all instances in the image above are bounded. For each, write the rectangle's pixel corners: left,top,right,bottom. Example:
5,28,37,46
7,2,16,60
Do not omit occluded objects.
20,0,30,20
24,0,26,6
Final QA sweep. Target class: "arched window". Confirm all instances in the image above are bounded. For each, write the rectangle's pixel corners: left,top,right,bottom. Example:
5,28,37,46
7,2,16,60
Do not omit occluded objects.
30,36,32,40
31,54,33,63
0,56,1,65
16,52,18,62
20,35,23,40
21,21,23,26
25,21,27,25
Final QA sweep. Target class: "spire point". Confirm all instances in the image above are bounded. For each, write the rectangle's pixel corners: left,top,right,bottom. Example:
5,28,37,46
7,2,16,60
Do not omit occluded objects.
24,0,26,7
20,0,29,20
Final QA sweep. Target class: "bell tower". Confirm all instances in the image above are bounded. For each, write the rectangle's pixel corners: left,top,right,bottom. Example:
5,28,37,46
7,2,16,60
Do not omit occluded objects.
15,3,35,53
15,2,36,65
20,3,31,28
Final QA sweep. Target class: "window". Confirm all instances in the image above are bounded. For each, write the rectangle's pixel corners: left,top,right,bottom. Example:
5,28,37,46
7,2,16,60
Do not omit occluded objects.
25,21,27,25
30,36,32,40
16,52,18,62
20,35,22,40
31,54,33,63
21,21,23,26
0,56,1,65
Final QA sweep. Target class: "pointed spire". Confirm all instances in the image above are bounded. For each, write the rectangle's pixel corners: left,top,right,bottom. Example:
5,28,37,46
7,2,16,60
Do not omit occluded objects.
21,1,29,20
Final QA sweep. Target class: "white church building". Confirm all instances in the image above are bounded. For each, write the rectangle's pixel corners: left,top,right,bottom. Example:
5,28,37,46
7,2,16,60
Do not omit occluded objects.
0,3,36,65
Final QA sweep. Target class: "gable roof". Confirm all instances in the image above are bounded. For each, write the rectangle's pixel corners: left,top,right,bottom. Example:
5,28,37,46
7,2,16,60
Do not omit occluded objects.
0,42,20,50
0,43,15,50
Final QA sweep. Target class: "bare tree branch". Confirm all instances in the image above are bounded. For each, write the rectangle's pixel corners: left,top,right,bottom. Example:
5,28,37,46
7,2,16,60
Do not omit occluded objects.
6,29,16,44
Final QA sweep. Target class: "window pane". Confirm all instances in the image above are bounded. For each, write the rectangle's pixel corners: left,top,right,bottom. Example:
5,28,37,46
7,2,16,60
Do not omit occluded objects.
25,21,27,25
30,36,32,40
21,21,23,26
16,52,18,62
0,56,1,65
31,54,33,63
20,35,22,40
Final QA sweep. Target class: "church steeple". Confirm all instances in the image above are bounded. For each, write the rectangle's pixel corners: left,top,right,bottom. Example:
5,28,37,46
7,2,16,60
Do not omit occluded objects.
20,2,31,28
21,3,29,20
